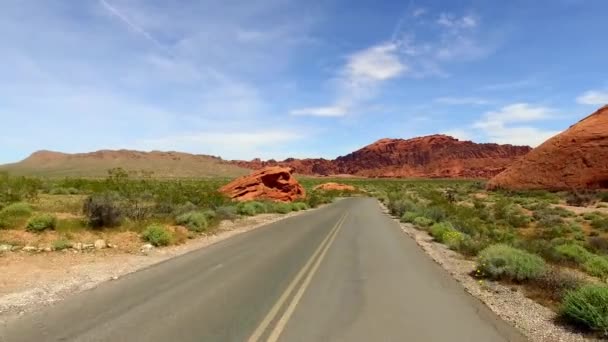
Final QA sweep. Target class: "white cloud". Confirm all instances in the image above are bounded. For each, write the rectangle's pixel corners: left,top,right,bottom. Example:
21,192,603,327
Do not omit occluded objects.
290,106,347,117
290,42,406,117
576,90,608,105
136,130,305,160
412,8,427,17
472,104,557,146
437,13,477,29
435,97,489,105
345,43,406,81
442,129,472,141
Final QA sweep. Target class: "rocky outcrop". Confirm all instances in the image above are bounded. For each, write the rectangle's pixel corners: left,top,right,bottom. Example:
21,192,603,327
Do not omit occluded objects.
488,106,608,190
219,167,306,202
233,135,531,179
313,183,357,192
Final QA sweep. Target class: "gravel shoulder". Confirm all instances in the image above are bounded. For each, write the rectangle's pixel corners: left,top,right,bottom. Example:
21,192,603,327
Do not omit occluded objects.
0,209,312,324
378,201,600,342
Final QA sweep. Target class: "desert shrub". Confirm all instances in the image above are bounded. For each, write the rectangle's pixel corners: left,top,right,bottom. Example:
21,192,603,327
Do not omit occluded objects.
530,266,583,303
0,202,33,229
171,202,199,217
236,201,269,216
305,191,333,208
400,211,420,223
591,216,608,231
554,244,593,265
291,202,309,211
0,202,33,217
413,216,433,228
422,206,447,223
587,237,608,254
429,222,452,242
49,187,79,195
477,244,546,281
443,230,465,250
598,192,608,203
52,238,71,251
566,191,596,207
561,284,608,333
141,224,173,246
583,256,608,279
271,202,293,214
83,192,124,228
583,212,604,221
215,206,238,220
388,199,418,217
458,235,490,256
175,211,208,232
26,214,57,232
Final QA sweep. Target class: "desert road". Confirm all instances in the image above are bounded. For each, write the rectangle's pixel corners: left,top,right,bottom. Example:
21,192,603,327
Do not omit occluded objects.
1,198,526,342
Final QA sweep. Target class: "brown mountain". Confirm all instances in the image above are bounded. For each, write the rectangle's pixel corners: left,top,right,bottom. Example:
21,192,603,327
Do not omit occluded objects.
488,106,608,190
0,150,249,178
233,134,532,179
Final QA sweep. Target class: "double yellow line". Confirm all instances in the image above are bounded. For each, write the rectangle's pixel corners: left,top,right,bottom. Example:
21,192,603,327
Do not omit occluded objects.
248,212,349,342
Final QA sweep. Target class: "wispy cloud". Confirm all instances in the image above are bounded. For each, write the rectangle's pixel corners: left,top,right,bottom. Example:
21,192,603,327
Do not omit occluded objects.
290,41,407,117
481,78,536,91
576,90,608,105
290,106,347,117
99,0,164,49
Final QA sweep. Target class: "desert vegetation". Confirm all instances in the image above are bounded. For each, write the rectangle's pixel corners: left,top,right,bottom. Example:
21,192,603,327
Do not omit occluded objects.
355,178,608,336
0,169,348,253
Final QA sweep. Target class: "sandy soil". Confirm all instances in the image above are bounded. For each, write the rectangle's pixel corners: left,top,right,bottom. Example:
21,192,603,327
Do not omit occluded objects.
0,209,310,322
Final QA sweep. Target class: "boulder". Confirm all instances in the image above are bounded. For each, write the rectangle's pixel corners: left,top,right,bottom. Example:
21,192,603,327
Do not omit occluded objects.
219,166,306,202
313,182,357,192
488,105,608,190
94,239,107,250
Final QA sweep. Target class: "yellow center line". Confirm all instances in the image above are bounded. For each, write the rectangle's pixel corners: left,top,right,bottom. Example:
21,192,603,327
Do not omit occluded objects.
266,212,348,342
247,212,348,342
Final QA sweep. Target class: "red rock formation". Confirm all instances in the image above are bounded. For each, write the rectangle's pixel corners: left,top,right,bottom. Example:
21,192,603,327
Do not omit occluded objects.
487,106,608,190
219,166,306,202
232,135,531,179
313,182,357,192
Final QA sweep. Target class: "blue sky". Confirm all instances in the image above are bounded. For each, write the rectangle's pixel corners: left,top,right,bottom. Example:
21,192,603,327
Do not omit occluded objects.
2,0,608,163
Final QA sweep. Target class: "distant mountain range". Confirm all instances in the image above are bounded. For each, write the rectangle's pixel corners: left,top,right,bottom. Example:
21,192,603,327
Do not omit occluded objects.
232,134,531,179
1,134,532,179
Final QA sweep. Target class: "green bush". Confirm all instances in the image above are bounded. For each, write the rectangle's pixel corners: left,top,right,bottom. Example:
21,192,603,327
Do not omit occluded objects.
554,244,593,265
171,202,199,216
26,214,57,232
141,224,173,246
591,216,608,231
443,230,465,250
291,202,309,211
52,238,71,250
477,244,546,281
388,199,418,217
400,211,420,223
176,211,208,232
0,202,33,217
561,284,608,333
458,236,489,256
83,192,124,228
413,216,433,228
583,256,608,279
215,206,238,220
271,202,293,214
237,201,268,216
0,202,33,229
429,222,452,242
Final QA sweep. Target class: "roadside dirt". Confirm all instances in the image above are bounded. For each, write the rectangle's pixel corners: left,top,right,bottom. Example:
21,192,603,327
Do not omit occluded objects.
0,210,311,323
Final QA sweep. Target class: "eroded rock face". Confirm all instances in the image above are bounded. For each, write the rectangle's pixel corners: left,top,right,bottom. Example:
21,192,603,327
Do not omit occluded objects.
488,106,608,190
233,135,531,179
219,166,306,202
313,183,356,192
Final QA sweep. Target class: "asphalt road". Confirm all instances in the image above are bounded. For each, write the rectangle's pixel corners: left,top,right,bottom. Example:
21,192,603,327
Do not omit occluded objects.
1,198,526,342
